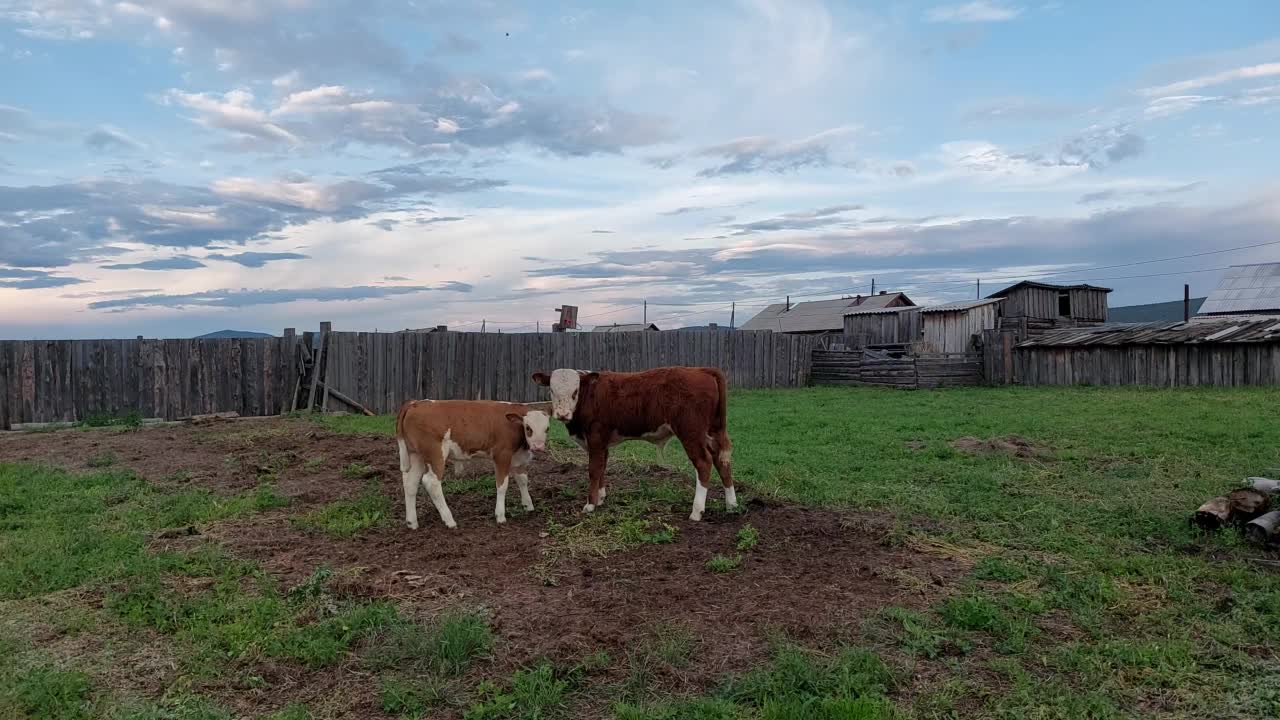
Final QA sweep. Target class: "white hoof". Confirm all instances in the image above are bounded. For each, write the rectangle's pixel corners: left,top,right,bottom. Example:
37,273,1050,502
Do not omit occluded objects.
523,502,535,512
600,486,608,500
496,515,506,525
406,520,419,530
446,521,458,529
689,511,702,522
583,503,595,513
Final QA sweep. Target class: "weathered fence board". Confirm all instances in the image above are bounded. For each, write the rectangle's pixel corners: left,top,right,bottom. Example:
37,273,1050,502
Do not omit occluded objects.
319,330,813,413
811,350,982,389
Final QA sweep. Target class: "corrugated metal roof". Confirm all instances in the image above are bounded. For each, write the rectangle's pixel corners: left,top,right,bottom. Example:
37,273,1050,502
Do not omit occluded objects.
1017,318,1280,347
740,292,914,332
1198,263,1280,315
987,280,1113,298
919,298,1004,314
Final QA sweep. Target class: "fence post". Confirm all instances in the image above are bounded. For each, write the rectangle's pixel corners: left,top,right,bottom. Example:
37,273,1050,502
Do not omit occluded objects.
283,328,297,414
306,322,331,411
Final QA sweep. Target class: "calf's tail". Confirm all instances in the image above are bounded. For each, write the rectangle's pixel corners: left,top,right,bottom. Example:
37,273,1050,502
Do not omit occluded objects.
395,400,416,473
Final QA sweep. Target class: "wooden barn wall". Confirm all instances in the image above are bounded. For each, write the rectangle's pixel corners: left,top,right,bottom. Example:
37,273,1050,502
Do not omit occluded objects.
921,305,998,354
322,330,815,413
842,310,921,347
1067,289,1109,322
1002,287,1109,322
983,342,1280,387
0,337,295,429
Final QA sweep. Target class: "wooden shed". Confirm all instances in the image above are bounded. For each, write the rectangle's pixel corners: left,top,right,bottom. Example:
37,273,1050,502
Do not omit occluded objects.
842,306,921,348
919,298,1003,353
988,281,1110,323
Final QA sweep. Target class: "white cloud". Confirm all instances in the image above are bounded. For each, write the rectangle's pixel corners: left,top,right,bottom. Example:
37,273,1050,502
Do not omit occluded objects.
519,68,554,82
210,176,382,212
272,70,301,89
165,89,302,146
1139,62,1280,97
926,2,1022,23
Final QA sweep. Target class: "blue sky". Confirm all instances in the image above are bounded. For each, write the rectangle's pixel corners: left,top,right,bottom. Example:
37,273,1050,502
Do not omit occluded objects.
1,0,1278,338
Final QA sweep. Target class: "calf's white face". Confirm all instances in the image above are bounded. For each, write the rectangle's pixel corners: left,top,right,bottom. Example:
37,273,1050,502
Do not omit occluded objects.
523,410,550,452
547,369,581,421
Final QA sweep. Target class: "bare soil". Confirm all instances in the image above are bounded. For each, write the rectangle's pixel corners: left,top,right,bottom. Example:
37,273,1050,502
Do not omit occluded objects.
0,418,963,718
949,434,1051,460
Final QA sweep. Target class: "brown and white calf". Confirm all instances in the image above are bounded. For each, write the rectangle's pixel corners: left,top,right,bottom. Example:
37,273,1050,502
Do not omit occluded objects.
531,366,735,521
395,400,550,528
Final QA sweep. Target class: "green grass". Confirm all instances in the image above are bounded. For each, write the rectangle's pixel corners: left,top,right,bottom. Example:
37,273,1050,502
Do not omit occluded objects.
81,410,143,429
0,464,289,600
6,386,1280,718
465,662,574,720
290,482,390,537
705,554,743,573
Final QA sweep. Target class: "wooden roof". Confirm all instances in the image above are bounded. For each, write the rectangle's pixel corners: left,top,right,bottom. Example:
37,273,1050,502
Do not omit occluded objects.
1017,318,1280,347
987,281,1113,298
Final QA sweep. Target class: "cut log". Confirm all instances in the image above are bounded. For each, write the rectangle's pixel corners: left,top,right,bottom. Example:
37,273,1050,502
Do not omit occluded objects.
1228,488,1271,523
1193,496,1231,530
183,411,240,424
1244,511,1280,546
1248,477,1280,495
317,382,375,417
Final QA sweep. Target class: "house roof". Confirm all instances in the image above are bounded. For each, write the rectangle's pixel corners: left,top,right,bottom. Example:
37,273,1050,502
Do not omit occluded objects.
591,323,660,332
842,305,920,317
987,281,1113,298
1197,263,1280,315
1109,297,1206,323
741,292,914,333
919,298,1004,314
1017,318,1280,347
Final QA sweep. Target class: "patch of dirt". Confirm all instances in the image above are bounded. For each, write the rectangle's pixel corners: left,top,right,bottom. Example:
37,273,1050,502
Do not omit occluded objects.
1,418,966,718
949,434,1051,460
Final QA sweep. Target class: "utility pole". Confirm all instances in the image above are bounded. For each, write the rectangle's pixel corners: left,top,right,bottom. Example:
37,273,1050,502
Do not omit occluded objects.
537,321,540,333
643,300,647,325
1184,283,1190,322
481,319,486,333
871,278,876,296
976,279,981,299
730,302,736,329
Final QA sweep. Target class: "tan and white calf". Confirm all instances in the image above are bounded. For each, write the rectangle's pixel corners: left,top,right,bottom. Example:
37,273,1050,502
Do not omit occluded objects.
394,399,550,529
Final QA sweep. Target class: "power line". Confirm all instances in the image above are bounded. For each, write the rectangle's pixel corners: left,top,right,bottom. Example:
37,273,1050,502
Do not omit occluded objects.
408,238,1279,330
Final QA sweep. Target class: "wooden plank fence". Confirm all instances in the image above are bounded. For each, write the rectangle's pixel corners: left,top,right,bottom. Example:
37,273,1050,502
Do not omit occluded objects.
323,330,814,413
0,329,815,428
810,349,982,389
0,337,295,429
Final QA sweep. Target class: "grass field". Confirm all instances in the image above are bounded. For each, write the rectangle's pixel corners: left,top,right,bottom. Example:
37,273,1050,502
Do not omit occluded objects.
2,386,1279,719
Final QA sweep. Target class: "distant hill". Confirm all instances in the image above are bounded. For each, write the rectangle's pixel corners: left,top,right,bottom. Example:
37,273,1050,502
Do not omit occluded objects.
195,329,275,339
1109,297,1206,323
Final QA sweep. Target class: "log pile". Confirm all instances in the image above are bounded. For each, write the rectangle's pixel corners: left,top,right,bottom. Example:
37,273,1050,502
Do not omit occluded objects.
1193,477,1280,546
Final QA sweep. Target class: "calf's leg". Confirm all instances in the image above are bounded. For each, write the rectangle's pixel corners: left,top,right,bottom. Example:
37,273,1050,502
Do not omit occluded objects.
679,434,714,522
420,447,456,529
710,431,737,510
516,473,533,511
401,443,422,530
493,454,512,524
584,444,608,513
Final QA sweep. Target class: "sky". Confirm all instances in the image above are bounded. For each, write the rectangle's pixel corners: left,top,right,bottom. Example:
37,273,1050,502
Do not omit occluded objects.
1,0,1279,338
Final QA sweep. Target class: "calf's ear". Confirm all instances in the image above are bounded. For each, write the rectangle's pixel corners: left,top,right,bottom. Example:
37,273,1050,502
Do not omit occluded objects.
582,371,600,384
505,413,524,424
531,372,550,386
